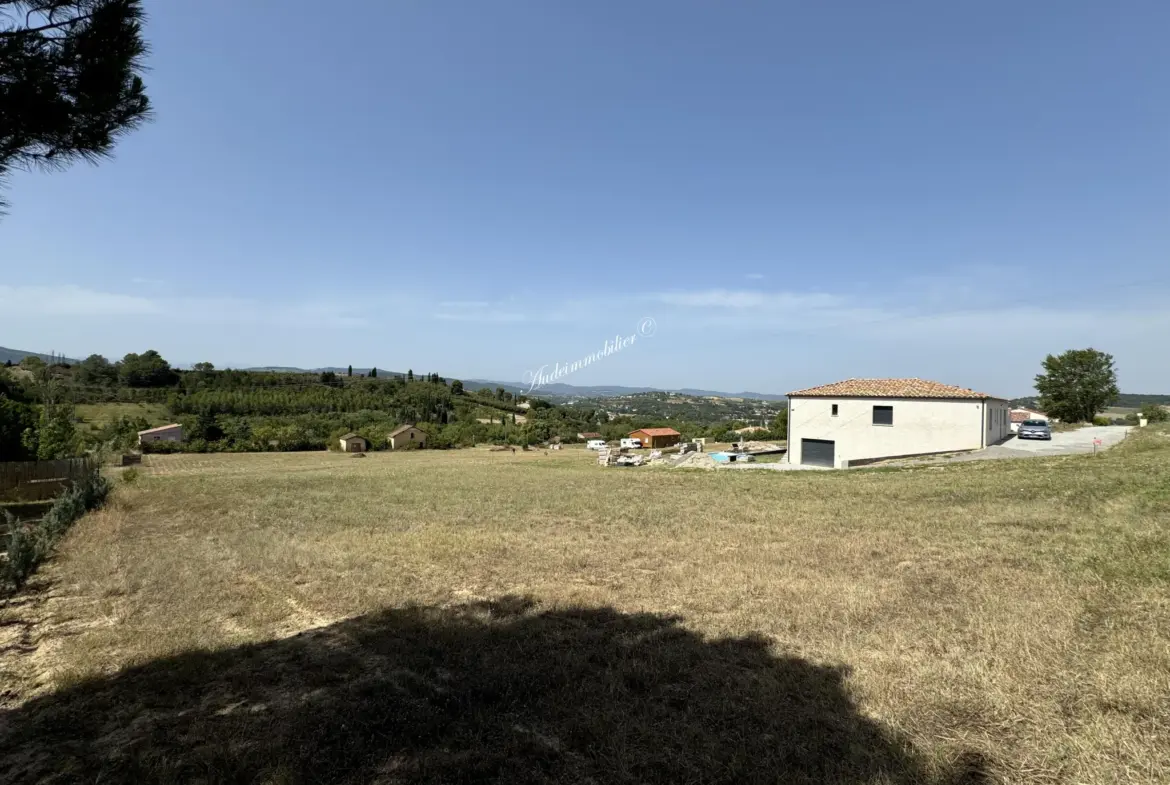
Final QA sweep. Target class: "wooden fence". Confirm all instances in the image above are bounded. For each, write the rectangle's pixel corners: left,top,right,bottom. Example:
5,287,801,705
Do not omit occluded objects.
0,457,95,502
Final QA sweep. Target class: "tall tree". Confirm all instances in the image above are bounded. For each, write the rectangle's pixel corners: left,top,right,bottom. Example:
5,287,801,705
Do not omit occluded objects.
1,1,151,212
0,393,36,460
369,367,377,378
77,353,116,385
1035,348,1119,423
119,349,176,387
771,409,789,440
32,398,77,458
450,379,464,396
347,365,352,377
24,365,77,459
407,369,413,382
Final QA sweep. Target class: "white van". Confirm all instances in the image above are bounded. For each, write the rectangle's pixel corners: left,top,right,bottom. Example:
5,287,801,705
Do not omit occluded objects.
620,438,643,449
586,439,607,451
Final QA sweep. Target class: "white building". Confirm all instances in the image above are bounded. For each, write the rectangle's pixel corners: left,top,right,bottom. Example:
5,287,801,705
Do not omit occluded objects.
787,379,1012,468
138,423,184,445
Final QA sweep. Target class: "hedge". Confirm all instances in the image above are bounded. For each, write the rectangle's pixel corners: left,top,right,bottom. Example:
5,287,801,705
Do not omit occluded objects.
1,470,111,594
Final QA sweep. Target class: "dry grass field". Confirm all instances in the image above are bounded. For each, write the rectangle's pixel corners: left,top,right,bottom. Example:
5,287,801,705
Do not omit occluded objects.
1,430,1169,783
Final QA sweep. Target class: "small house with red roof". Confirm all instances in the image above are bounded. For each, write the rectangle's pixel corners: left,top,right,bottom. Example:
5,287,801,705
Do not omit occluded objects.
628,427,682,450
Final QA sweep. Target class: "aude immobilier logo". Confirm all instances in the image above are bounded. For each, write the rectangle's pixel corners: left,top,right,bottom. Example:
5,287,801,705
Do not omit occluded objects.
523,317,657,393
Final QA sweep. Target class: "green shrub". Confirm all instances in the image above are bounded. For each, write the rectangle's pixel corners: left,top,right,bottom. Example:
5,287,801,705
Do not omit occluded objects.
122,467,139,484
1,515,41,591
0,470,110,596
1140,404,1170,424
1092,416,1111,426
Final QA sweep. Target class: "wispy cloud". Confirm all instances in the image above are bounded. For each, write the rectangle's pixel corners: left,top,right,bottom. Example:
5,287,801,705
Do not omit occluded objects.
434,310,528,323
744,273,765,280
641,282,1170,351
0,285,367,329
651,289,844,310
0,285,161,317
437,300,491,309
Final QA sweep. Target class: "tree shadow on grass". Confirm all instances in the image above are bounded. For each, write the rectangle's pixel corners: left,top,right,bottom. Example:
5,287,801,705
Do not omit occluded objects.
0,596,988,784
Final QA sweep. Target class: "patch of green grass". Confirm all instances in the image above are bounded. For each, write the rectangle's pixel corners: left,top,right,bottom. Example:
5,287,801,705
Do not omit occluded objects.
74,402,170,433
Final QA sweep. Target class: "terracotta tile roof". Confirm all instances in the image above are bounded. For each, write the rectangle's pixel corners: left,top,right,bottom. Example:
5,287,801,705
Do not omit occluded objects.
787,378,1002,400
578,432,602,439
1011,410,1045,422
631,427,681,437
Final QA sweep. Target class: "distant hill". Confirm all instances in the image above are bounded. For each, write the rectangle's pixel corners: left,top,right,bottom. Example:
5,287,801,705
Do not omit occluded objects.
1010,393,1170,409
0,346,81,365
242,368,788,401
463,379,787,401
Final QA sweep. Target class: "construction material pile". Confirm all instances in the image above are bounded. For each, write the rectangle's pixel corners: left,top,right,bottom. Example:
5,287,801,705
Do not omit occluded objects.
736,441,784,454
672,452,718,470
599,447,647,467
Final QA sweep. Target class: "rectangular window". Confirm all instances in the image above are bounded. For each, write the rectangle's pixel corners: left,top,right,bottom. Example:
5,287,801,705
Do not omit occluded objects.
873,405,893,426
831,404,839,416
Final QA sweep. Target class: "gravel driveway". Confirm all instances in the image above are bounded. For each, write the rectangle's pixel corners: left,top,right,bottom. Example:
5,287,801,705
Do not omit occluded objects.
715,426,1133,470
887,425,1132,465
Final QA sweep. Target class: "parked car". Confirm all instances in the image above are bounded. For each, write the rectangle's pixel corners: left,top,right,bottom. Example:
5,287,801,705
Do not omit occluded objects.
586,439,607,451
1017,420,1052,440
620,438,643,449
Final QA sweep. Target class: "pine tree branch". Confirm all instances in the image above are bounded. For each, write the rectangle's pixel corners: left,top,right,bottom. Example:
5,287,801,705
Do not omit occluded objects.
0,10,91,36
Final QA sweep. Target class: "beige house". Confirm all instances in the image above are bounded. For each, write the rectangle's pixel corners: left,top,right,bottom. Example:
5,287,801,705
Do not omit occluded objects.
138,423,183,445
388,424,427,449
787,378,1012,468
339,433,368,452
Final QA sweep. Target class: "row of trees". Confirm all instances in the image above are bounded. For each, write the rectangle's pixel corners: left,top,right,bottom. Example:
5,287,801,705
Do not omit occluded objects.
168,384,459,423
0,345,1152,462
74,350,178,388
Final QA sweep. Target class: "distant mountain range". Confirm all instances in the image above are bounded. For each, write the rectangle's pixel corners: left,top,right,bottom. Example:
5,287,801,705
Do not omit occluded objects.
464,380,789,401
0,346,81,365
258,367,788,401
9,346,1166,404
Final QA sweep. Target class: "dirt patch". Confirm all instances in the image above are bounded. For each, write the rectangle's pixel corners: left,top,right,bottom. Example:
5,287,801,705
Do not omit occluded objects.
672,452,718,470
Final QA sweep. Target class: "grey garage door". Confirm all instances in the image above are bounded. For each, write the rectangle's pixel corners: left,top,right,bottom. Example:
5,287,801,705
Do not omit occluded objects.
801,438,835,467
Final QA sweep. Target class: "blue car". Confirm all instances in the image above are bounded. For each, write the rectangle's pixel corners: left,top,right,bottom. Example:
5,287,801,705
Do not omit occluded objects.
1017,420,1052,440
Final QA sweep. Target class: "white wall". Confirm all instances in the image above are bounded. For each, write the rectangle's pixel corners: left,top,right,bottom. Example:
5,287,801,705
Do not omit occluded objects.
139,426,183,444
985,399,1012,446
788,397,1010,466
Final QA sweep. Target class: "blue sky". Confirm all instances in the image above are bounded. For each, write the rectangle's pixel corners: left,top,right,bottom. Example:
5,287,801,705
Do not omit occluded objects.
2,1,1168,396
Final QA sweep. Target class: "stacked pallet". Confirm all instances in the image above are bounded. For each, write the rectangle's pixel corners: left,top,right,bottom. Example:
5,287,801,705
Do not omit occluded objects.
597,448,618,466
